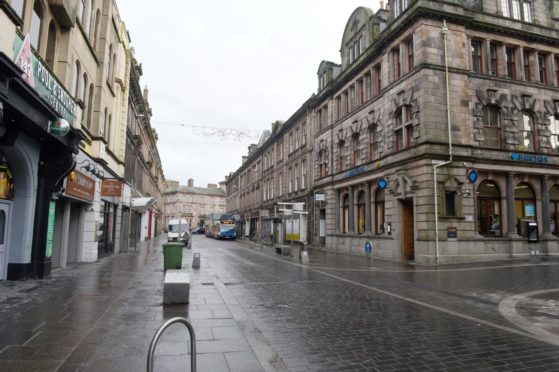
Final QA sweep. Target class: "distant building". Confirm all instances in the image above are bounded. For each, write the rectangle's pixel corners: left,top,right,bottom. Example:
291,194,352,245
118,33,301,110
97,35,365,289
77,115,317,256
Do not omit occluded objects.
164,179,226,229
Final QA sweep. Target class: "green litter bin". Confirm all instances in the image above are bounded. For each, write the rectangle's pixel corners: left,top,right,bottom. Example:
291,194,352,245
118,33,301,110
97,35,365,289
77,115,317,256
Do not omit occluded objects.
162,242,184,270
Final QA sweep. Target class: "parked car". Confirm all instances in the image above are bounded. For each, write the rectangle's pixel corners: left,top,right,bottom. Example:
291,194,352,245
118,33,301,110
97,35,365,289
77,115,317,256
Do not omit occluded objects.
192,227,205,235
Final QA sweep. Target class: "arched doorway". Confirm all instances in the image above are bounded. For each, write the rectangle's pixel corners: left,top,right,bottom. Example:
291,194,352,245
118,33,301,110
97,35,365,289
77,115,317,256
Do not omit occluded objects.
477,180,502,236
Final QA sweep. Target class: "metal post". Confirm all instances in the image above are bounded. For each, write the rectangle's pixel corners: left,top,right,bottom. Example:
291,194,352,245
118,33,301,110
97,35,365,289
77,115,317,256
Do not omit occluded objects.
147,317,196,372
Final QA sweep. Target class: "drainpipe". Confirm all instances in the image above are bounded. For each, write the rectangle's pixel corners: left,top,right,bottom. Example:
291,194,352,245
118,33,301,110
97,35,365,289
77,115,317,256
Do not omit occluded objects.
434,20,453,264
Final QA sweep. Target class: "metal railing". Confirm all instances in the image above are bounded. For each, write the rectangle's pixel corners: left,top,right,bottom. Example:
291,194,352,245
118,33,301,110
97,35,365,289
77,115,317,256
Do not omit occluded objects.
147,317,196,372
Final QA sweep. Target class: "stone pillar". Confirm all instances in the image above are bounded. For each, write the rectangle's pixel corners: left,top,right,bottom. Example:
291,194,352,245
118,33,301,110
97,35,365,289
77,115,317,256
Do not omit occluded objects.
335,189,340,233
349,186,355,233
542,175,551,236
365,182,372,234
506,173,517,237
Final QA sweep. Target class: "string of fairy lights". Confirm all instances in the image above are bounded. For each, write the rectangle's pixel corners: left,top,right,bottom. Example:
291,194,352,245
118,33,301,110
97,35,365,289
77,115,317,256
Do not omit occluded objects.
153,121,262,143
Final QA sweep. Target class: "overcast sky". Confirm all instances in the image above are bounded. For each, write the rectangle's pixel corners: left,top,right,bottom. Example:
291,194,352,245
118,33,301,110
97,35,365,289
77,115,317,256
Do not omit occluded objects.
117,0,380,188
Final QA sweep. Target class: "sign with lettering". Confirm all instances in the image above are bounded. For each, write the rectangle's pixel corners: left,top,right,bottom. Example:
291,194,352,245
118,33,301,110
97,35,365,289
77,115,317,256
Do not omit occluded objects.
511,153,548,164
447,226,457,239
345,165,365,178
45,201,56,258
101,179,122,197
65,171,95,202
13,34,75,125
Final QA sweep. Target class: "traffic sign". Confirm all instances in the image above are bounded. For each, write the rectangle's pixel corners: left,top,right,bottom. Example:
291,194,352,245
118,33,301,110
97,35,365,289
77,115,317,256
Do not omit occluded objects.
364,241,372,254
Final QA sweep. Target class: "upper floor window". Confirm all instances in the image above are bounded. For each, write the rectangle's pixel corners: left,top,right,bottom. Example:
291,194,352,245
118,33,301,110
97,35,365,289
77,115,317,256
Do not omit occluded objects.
374,64,381,96
336,97,342,121
549,115,559,152
71,61,81,98
506,47,516,79
490,43,498,76
523,50,531,81
407,39,414,72
352,135,359,167
517,111,536,151
369,125,378,160
505,0,532,21
30,1,43,50
538,54,547,84
302,123,307,145
393,48,401,80
482,106,501,148
556,57,559,87
289,132,293,153
301,160,307,189
295,127,300,149
45,21,57,69
364,73,372,101
349,85,356,111
338,142,345,172
471,41,482,73
11,0,25,18
288,167,293,193
394,0,409,17
395,106,413,151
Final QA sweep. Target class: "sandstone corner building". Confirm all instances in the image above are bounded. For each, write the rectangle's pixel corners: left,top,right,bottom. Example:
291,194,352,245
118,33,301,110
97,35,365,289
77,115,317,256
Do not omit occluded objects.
227,0,559,264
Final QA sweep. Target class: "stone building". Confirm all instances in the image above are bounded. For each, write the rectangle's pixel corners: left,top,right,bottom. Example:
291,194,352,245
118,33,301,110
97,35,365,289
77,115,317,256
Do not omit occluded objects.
164,179,226,229
227,0,559,264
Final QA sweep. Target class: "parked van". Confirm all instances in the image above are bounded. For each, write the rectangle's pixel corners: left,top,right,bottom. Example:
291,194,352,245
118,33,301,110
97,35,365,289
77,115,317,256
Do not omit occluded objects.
167,219,188,242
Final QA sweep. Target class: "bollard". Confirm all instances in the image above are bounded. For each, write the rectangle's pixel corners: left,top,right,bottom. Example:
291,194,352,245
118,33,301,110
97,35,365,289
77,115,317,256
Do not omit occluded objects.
529,250,540,264
192,253,201,269
301,251,309,265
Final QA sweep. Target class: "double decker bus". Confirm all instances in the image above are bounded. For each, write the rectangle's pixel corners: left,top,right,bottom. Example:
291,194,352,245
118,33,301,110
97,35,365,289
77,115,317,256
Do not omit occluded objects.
207,213,236,240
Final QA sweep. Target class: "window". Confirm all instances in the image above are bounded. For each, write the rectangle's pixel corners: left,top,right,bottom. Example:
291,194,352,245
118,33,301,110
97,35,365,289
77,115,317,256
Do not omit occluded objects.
295,127,299,149
364,73,371,101
45,21,56,69
506,48,516,79
538,54,547,84
445,191,457,217
103,107,108,136
71,61,80,98
301,160,306,189
393,48,401,80
107,44,113,83
289,132,293,153
512,0,521,19
556,57,559,86
477,180,502,236
550,185,559,236
81,73,88,101
394,0,401,17
322,106,328,129
407,39,414,72
107,114,112,146
357,79,364,106
86,84,94,128
375,189,385,234
490,44,498,76
336,97,342,121
502,0,510,16
302,123,307,145
514,182,535,235
338,142,345,172
374,64,381,96
344,91,349,115
482,106,501,148
369,125,378,160
342,194,350,233
523,50,531,81
395,106,413,151
549,115,559,152
349,85,355,111
318,151,325,178
352,135,359,166
92,9,100,48
288,167,293,193
523,0,532,22
11,0,24,18
357,191,366,234
30,1,43,50
517,111,536,151
82,0,91,32
295,163,300,190
471,41,482,73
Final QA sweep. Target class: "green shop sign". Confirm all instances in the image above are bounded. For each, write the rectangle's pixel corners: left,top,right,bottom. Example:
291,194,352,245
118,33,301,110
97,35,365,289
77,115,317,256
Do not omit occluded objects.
45,201,56,258
12,34,75,126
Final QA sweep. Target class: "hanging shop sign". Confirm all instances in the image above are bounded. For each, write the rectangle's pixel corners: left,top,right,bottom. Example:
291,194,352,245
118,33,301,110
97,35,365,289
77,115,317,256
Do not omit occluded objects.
101,179,122,197
377,178,388,190
65,170,95,202
48,118,70,137
45,201,56,258
13,34,75,126
510,153,548,164
467,169,478,183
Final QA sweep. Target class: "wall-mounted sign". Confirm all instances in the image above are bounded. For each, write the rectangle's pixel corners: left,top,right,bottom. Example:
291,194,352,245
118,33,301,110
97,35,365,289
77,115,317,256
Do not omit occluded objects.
45,201,56,258
101,179,122,197
65,170,95,202
364,241,372,254
345,165,365,178
49,118,70,137
511,153,548,164
467,169,478,183
447,226,457,239
315,193,326,201
13,34,75,126
377,178,388,190
0,160,14,200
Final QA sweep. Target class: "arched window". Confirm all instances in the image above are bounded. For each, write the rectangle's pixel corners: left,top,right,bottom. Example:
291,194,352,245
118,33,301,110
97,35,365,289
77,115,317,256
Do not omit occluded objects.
549,114,559,152
375,189,385,234
550,185,559,236
11,0,25,18
81,73,88,102
338,141,345,172
30,1,43,50
107,114,112,146
369,125,378,160
86,84,94,128
482,106,501,148
514,182,536,235
477,180,502,236
517,111,536,151
107,44,113,83
82,0,91,31
357,190,365,234
45,21,56,69
92,9,100,48
352,135,359,167
342,193,349,233
112,53,117,81
103,107,108,136
71,61,80,98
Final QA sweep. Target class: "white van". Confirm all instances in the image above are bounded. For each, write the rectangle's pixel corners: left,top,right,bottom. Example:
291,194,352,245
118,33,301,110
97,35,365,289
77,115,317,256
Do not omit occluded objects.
167,219,188,242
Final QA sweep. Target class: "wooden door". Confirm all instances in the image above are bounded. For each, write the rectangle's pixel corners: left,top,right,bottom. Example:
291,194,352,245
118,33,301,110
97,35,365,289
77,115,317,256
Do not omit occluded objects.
402,199,414,261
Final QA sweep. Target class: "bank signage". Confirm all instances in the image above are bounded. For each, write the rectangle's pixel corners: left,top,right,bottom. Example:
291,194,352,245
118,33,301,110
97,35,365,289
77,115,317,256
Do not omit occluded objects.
345,165,366,178
511,152,548,164
65,170,95,202
13,34,76,126
101,179,122,197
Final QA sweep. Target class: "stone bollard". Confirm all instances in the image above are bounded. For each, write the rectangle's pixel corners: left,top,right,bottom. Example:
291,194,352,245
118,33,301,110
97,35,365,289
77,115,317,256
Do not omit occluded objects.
192,253,201,269
301,251,309,265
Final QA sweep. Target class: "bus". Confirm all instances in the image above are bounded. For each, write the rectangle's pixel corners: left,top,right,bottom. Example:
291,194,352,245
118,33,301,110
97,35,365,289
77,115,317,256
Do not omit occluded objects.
207,213,236,240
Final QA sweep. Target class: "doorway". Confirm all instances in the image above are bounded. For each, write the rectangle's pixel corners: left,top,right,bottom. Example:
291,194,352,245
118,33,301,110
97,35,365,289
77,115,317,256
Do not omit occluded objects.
0,201,10,280
402,198,415,261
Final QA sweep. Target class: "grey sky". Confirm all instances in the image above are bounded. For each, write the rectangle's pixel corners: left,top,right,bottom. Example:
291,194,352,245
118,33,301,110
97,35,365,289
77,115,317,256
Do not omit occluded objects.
117,1,380,187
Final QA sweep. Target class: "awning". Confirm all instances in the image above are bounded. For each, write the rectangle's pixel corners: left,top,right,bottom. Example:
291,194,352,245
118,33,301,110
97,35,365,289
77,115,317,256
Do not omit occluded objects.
131,197,156,212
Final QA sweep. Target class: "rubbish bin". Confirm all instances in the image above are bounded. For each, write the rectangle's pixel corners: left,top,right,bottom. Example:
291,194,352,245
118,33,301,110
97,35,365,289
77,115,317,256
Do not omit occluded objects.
162,242,184,271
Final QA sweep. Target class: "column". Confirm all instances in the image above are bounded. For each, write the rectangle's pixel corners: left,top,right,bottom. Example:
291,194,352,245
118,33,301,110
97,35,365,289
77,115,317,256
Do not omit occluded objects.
542,175,551,235
335,189,340,233
349,186,355,233
506,173,517,237
365,181,372,234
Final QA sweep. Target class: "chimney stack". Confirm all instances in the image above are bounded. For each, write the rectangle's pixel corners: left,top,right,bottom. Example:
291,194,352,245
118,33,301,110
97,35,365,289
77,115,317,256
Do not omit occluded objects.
187,178,194,187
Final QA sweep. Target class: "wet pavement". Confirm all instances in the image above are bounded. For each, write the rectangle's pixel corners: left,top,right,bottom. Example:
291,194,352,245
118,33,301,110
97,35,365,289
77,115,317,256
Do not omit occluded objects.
1,236,559,371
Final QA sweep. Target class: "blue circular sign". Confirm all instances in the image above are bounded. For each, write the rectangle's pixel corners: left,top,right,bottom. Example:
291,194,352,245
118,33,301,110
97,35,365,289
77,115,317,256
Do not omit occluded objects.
365,241,372,254
467,169,478,183
377,178,387,190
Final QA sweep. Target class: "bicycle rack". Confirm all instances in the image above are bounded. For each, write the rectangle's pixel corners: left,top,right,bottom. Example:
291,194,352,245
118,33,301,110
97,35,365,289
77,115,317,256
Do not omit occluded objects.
147,317,196,372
